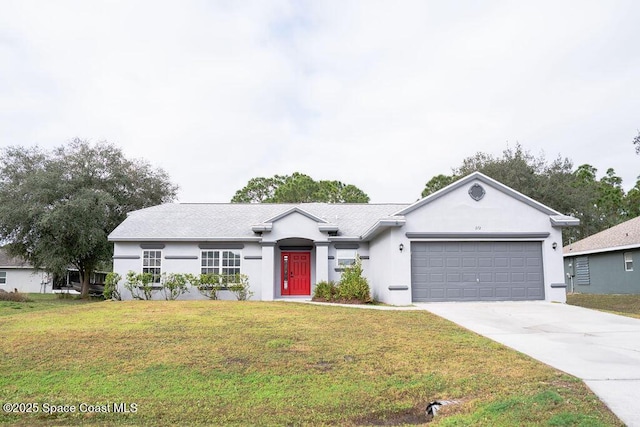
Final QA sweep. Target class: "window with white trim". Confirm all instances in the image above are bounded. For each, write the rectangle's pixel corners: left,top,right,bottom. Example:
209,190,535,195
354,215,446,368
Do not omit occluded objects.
0,271,6,285
336,249,357,267
201,250,241,275
624,252,633,272
142,250,162,283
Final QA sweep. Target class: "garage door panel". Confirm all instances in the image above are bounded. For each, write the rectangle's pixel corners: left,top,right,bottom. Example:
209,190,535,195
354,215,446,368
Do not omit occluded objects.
511,257,525,267
462,273,476,282
463,288,478,298
495,272,509,282
495,287,510,298
412,274,427,283
527,272,541,281
510,243,525,252
528,288,543,298
430,288,445,298
511,272,525,282
511,287,526,298
495,257,509,267
479,288,494,298
446,273,461,282
527,258,541,267
478,257,493,267
478,273,493,282
429,273,444,282
446,258,460,267
462,257,477,267
476,242,492,251
411,241,544,302
446,288,462,298
429,258,444,267
413,257,427,268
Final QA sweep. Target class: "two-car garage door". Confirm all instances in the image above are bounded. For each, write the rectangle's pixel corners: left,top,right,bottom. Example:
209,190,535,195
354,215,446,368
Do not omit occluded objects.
411,241,544,302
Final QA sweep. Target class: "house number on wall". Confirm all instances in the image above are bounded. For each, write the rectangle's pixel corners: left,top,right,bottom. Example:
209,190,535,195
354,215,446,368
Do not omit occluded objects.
475,226,482,230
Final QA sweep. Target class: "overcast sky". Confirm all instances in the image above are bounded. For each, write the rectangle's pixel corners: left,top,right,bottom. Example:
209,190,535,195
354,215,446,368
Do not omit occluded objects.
2,1,639,203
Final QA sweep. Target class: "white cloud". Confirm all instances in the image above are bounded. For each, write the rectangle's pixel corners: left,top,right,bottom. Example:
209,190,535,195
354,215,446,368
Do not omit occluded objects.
1,0,639,203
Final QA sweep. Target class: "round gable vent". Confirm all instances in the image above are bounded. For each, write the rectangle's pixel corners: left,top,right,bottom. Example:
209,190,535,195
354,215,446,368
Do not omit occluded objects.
468,183,485,201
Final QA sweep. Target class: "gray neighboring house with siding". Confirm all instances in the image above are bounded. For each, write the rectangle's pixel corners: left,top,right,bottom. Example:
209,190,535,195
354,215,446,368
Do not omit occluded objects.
563,216,640,294
108,172,578,304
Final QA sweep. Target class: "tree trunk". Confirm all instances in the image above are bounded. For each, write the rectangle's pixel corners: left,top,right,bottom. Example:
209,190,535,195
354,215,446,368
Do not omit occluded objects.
80,270,91,298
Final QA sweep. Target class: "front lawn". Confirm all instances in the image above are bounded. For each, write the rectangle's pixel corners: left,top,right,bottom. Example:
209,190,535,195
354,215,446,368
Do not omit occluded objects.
567,293,640,319
0,293,99,317
0,300,622,426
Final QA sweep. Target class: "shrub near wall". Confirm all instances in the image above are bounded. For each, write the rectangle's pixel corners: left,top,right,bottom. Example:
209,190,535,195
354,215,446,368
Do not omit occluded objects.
0,290,30,302
117,271,253,301
312,257,372,304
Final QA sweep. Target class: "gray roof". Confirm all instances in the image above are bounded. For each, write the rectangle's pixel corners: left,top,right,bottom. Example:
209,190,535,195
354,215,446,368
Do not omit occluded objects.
108,203,409,241
0,248,32,268
563,216,640,256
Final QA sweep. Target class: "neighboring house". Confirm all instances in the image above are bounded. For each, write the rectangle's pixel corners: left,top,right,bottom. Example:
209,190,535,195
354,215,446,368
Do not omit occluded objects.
0,248,107,295
563,216,640,294
108,172,578,304
0,249,50,293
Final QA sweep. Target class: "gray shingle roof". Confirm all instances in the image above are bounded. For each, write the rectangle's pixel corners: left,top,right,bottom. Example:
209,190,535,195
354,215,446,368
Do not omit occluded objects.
108,203,409,241
563,216,640,256
0,248,32,268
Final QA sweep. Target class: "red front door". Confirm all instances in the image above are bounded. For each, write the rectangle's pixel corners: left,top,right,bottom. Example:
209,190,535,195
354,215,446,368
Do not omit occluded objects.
281,252,311,296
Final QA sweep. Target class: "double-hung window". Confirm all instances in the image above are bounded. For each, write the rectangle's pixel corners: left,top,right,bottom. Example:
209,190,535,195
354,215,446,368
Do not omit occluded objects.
0,271,6,285
624,252,633,272
336,249,357,267
201,250,241,276
142,250,162,283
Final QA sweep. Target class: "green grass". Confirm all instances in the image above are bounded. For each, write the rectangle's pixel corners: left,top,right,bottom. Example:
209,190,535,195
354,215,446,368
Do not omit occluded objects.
0,300,623,426
567,293,640,319
0,293,99,317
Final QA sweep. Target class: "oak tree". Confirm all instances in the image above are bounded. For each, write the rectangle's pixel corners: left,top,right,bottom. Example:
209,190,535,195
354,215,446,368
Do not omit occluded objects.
0,139,178,297
232,172,370,203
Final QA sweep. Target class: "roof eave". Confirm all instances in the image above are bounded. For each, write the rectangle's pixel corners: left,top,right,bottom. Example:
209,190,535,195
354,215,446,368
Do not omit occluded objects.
251,223,273,233
109,237,263,243
361,217,407,241
550,215,581,227
395,172,562,217
563,243,640,257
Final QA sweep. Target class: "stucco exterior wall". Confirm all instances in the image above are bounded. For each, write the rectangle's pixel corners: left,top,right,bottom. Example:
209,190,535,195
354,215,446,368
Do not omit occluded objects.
266,213,327,242
398,178,567,303
368,229,412,305
0,268,48,293
113,241,263,300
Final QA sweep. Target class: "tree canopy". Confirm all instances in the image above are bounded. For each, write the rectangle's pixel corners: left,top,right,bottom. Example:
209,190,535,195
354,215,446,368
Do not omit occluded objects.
0,139,178,297
420,144,637,244
231,172,370,203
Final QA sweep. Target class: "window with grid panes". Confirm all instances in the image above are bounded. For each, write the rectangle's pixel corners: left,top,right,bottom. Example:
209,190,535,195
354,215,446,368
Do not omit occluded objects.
142,250,162,283
201,250,241,275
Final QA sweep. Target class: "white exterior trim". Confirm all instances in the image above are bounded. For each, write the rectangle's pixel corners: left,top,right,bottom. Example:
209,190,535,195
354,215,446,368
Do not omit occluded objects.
563,243,640,257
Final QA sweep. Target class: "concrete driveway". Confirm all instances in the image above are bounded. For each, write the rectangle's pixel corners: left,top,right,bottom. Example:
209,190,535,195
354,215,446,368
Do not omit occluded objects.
417,301,640,427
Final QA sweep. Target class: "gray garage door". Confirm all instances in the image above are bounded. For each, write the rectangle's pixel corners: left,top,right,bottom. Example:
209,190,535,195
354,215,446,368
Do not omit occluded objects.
411,241,544,302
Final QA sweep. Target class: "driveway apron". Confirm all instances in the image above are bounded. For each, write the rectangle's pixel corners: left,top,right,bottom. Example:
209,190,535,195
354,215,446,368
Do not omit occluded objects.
417,301,640,427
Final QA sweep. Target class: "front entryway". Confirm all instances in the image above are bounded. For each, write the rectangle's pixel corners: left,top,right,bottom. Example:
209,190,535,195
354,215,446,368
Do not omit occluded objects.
281,252,311,296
